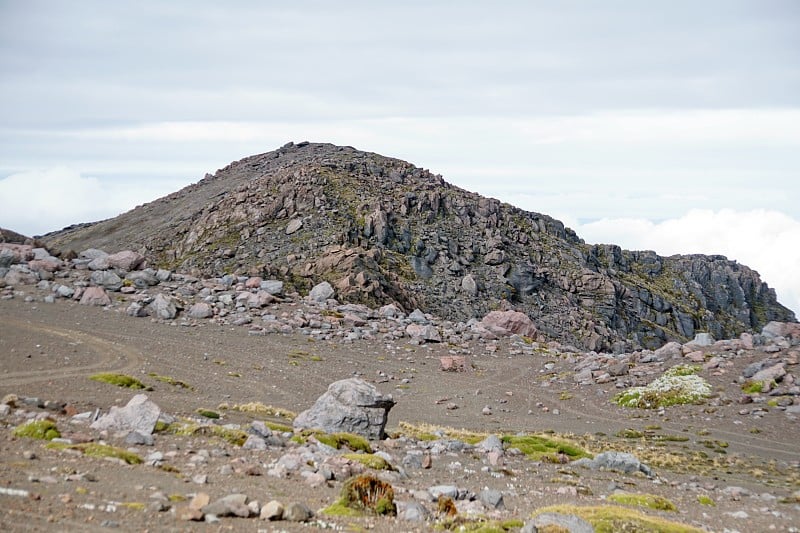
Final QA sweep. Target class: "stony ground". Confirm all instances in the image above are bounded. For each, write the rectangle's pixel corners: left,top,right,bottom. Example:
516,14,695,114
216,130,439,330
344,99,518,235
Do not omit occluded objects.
1,284,799,532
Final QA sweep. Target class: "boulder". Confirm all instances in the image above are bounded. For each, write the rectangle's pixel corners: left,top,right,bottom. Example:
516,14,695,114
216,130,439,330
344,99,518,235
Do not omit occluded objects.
293,378,395,440
187,302,214,319
573,451,652,477
406,323,441,343
480,310,538,338
91,394,160,435
90,270,123,291
461,274,478,296
308,281,334,303
106,250,145,271
79,286,111,306
146,293,178,320
762,321,800,340
285,218,303,235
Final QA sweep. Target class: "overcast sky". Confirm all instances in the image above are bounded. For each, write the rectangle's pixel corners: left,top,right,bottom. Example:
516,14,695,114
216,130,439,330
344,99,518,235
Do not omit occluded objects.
1,1,798,315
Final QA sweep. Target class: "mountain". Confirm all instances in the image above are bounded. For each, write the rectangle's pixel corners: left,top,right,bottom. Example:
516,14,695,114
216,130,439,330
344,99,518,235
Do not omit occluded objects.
43,142,796,351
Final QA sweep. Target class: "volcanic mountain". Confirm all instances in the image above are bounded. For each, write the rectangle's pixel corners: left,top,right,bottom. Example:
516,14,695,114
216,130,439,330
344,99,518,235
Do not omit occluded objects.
43,142,795,351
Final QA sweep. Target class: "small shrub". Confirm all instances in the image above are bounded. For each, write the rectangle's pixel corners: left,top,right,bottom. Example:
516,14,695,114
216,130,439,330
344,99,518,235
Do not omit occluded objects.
438,495,458,517
13,419,60,440
613,368,711,409
323,474,396,516
741,381,764,394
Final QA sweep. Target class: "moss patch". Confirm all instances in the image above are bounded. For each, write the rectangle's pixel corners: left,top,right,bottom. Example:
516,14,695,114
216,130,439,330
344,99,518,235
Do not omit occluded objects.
306,431,372,452
608,492,677,512
164,421,248,446
502,434,591,462
263,421,294,433
436,517,525,532
397,421,487,444
89,373,149,390
532,505,704,533
741,380,765,394
613,366,711,409
13,420,60,440
342,453,392,470
196,409,220,419
696,495,715,506
47,442,142,464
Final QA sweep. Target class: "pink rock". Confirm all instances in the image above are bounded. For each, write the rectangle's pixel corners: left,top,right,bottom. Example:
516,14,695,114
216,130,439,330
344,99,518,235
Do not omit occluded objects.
739,332,754,350
480,310,538,338
79,286,111,306
106,250,144,271
439,356,467,372
27,259,61,273
762,321,800,340
245,276,262,289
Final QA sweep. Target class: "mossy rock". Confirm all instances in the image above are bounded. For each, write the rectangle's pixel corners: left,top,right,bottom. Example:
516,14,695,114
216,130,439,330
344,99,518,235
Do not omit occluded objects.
501,434,591,462
89,373,149,390
613,368,711,409
608,492,677,512
47,442,142,464
531,505,704,533
13,419,60,440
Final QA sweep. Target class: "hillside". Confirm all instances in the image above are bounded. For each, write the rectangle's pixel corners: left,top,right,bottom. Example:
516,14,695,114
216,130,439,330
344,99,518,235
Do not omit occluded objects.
43,142,796,350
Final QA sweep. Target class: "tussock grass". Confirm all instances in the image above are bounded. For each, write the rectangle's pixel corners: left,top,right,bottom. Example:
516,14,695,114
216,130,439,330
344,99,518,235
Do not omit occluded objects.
89,373,149,390
13,420,60,440
47,442,142,464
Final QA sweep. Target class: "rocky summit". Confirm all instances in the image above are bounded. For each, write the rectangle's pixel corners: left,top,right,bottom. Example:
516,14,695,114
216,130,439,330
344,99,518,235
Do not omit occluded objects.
43,142,795,350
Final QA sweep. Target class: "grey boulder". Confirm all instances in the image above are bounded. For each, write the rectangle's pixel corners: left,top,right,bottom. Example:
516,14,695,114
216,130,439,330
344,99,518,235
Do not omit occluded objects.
293,378,395,440
91,394,160,436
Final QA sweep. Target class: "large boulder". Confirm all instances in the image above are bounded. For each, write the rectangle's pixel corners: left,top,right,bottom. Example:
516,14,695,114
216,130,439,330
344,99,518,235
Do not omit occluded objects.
308,281,335,303
146,293,178,319
106,250,145,272
480,310,538,338
293,378,395,440
91,394,160,435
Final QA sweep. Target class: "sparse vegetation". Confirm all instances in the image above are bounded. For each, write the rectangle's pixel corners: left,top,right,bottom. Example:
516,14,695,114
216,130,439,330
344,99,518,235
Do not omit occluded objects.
531,505,705,533
196,408,220,419
224,402,296,420
306,431,372,452
147,372,193,390
47,442,143,464
608,492,677,511
502,434,591,462
697,495,715,506
342,452,393,470
89,373,149,390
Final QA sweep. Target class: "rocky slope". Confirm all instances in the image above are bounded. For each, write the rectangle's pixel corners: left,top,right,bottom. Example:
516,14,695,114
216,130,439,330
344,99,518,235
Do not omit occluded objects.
43,142,795,351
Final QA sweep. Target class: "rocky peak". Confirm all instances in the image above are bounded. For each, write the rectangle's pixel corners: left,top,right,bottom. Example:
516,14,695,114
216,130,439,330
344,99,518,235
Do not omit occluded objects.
43,142,796,351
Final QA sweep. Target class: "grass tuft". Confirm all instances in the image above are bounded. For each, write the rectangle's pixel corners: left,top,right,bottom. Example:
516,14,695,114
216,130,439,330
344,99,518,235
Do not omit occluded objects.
608,492,677,512
502,434,591,462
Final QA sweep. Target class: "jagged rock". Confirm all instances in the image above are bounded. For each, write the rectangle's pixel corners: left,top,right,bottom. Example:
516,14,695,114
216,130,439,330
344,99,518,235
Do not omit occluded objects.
293,378,395,440
91,394,160,436
481,310,538,338
406,323,441,343
147,294,177,320
79,286,111,306
308,281,334,303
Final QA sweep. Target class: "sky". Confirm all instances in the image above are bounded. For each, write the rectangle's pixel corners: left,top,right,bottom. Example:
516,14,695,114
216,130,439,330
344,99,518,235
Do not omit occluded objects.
1,1,798,315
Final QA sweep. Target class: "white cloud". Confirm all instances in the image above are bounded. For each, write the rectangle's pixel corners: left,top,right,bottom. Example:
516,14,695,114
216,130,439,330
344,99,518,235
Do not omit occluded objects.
0,168,186,236
574,209,800,317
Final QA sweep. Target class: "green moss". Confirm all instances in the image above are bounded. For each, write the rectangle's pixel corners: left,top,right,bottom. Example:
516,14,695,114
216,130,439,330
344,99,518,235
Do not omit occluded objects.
559,391,574,401
47,442,142,464
263,421,294,433
502,434,591,462
397,421,486,444
342,453,392,470
617,428,644,439
119,502,146,511
608,492,677,512
153,420,170,432
164,421,248,446
320,500,363,517
228,402,296,420
696,495,715,506
89,373,149,390
148,373,193,390
196,409,220,419
664,364,701,378
13,419,61,440
532,505,704,533
741,380,764,394
310,431,372,452
436,518,525,532
613,369,711,409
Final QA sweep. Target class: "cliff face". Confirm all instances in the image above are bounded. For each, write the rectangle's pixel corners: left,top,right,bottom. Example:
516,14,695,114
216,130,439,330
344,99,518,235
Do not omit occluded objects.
44,142,796,351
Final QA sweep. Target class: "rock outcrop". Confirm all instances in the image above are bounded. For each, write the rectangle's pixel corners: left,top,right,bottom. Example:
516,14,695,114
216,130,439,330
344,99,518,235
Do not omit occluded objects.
41,142,796,350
